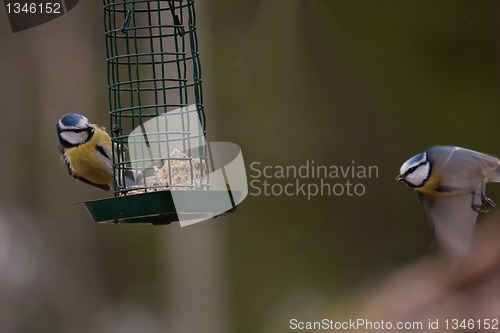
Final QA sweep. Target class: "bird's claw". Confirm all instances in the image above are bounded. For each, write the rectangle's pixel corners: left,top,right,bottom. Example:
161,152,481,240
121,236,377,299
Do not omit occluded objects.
472,191,496,213
472,204,491,214
482,195,496,208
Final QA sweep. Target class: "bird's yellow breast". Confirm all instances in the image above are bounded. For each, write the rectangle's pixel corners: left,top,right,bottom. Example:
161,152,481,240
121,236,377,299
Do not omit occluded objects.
415,171,447,197
64,126,113,185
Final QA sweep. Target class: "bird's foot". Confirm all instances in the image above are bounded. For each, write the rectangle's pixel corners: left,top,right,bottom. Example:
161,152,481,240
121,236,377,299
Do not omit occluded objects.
472,204,490,214
482,195,496,208
472,193,495,213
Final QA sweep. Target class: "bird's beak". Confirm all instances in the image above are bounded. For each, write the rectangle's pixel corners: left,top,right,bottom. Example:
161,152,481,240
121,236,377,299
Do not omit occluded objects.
86,124,95,134
396,174,404,181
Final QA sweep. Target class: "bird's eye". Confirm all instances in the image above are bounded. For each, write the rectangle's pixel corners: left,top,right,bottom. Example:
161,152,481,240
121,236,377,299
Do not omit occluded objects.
407,165,418,174
69,127,92,133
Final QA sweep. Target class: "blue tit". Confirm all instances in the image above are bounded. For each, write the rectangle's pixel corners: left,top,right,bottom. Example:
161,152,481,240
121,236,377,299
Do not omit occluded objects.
397,146,500,262
57,113,134,191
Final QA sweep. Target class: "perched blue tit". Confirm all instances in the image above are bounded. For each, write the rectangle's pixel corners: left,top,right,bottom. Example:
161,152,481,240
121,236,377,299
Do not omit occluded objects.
57,113,134,191
397,146,500,262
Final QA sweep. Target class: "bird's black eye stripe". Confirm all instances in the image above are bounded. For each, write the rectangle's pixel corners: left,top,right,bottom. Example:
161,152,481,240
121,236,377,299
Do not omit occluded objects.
70,129,87,133
407,165,418,173
403,161,427,177
63,127,94,134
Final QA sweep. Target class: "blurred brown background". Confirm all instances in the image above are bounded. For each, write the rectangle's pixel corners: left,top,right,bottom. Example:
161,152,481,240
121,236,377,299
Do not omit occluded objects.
0,1,499,332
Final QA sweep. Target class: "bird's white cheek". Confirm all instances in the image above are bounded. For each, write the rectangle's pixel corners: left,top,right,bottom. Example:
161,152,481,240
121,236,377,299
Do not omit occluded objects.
61,131,88,146
407,163,430,187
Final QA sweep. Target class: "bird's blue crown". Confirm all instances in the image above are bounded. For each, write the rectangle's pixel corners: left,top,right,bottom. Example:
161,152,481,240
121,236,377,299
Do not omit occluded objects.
58,113,87,128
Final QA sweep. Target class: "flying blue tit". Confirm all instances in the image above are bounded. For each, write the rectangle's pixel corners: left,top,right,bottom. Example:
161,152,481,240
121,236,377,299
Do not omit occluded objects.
397,146,500,262
57,113,135,191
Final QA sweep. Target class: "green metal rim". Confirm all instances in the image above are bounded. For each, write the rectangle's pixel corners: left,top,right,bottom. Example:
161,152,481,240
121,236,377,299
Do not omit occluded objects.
81,190,236,225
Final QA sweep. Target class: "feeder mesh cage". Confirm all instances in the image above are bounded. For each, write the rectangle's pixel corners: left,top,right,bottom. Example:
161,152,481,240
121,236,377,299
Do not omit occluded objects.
103,0,208,196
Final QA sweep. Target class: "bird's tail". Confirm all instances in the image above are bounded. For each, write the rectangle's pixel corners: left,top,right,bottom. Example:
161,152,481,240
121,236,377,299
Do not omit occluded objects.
124,169,137,187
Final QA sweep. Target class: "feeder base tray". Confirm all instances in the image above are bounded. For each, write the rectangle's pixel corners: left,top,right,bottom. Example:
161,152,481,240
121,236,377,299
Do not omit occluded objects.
82,190,237,225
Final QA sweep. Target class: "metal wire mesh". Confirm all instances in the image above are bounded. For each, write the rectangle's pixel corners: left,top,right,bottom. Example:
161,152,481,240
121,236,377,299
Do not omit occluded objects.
103,0,208,195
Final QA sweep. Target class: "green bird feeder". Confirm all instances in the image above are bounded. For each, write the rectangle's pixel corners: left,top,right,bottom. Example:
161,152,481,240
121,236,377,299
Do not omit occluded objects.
83,0,245,225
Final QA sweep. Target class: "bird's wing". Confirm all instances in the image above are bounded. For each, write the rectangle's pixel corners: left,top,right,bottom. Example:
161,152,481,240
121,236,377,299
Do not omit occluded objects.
418,192,480,262
442,148,500,181
96,144,112,165
456,148,500,170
